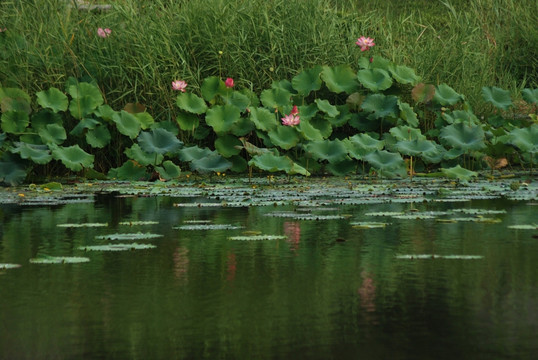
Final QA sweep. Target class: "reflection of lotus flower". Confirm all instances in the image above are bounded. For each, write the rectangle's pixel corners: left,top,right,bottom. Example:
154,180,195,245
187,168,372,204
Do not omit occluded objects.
225,77,234,88
97,27,112,38
356,36,375,51
172,80,187,92
281,113,300,126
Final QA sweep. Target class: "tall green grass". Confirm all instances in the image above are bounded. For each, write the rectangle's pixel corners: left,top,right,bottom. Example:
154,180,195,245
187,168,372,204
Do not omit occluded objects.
0,0,536,120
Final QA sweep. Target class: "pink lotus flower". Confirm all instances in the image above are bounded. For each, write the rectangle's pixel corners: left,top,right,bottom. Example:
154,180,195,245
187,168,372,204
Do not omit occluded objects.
97,27,112,38
290,105,299,115
281,113,300,126
356,36,375,51
172,80,187,92
225,77,234,88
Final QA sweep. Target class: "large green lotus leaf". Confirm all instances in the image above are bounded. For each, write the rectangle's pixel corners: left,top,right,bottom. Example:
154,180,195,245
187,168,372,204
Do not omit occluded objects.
481,86,512,110
433,84,464,105
190,154,232,174
0,153,27,186
344,133,384,159
248,153,292,173
52,144,94,171
292,66,323,96
361,94,398,119
1,110,29,133
398,101,419,127
31,109,63,131
389,125,425,141
297,103,319,121
205,104,241,134
176,93,208,114
326,158,356,176
396,139,438,157
440,122,485,151
443,147,465,160
288,161,310,176
249,107,278,131
388,64,421,85
68,82,103,103
441,165,477,181
134,112,154,130
357,68,393,92
38,123,66,145
69,96,99,119
0,132,5,147
138,128,183,154
224,91,251,112
201,76,226,101
176,111,199,131
271,79,295,93
304,139,348,163
10,142,52,164
215,134,242,157
86,124,111,148
178,145,215,162
152,120,179,136
422,143,447,163
155,160,181,180
370,56,392,70
230,116,255,136
70,118,99,136
364,150,405,172
298,118,324,141
112,160,149,180
442,110,479,125
125,144,163,166
112,110,141,139
315,99,340,117
321,65,359,94
309,116,333,138
411,83,435,103
36,87,68,113
268,125,300,150
260,88,292,109
237,138,275,156
522,88,538,104
93,104,117,121
0,87,31,106
509,125,538,153
229,155,248,173
327,105,352,127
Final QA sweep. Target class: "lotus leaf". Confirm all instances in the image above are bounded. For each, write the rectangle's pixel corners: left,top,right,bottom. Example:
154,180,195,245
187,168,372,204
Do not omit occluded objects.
298,118,324,141
351,222,389,229
433,84,464,105
388,64,421,85
36,87,68,113
0,264,21,269
152,120,180,136
508,224,537,230
442,110,479,125
57,223,107,227
482,86,512,110
361,94,398,119
344,133,384,159
260,88,292,109
215,134,242,157
224,91,251,112
112,160,149,180
38,123,66,145
411,83,435,103
248,153,293,173
326,158,356,176
1,110,29,133
298,103,319,121
441,165,478,181
138,128,183,154
52,144,94,171
249,106,278,131
268,125,300,150
176,111,200,131
398,101,419,127
357,68,393,92
79,243,156,251
178,146,215,162
315,99,340,117
396,139,439,158
93,104,116,121
229,155,248,173
229,235,287,241
29,256,90,264
112,110,141,139
155,160,181,180
10,142,52,164
364,150,405,176
68,82,103,101
321,65,359,94
190,154,232,173
292,66,322,96
31,109,63,132
303,139,348,163
201,76,226,101
230,116,255,136
177,224,243,230
176,92,208,114
389,126,425,141
205,104,241,134
509,125,538,153
86,124,111,148
327,105,352,127
522,88,538,104
0,87,31,107
0,153,27,185
124,144,163,166
96,232,164,240
134,112,154,130
440,122,485,151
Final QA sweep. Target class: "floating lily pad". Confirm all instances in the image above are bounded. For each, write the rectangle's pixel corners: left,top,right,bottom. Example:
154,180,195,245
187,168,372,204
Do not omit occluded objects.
118,221,159,226
29,256,90,264
95,232,164,240
57,223,108,227
365,211,405,216
452,209,507,215
396,254,483,260
174,224,243,230
183,220,212,224
228,235,288,241
79,243,157,251
507,224,537,230
173,202,223,207
0,263,22,269
350,222,389,229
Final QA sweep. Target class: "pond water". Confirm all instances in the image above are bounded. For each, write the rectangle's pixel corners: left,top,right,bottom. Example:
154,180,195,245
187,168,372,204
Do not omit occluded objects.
0,179,537,359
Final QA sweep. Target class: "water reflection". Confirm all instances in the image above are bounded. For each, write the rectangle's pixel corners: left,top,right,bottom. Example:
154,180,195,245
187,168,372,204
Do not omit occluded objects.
283,221,301,252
